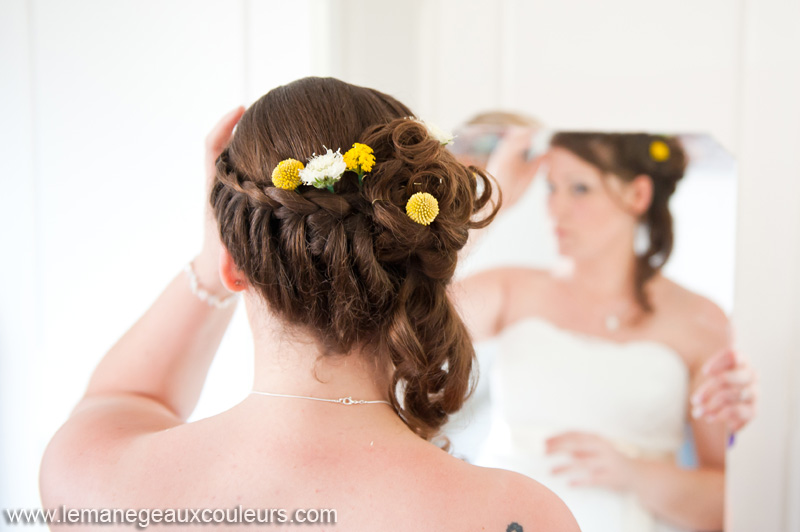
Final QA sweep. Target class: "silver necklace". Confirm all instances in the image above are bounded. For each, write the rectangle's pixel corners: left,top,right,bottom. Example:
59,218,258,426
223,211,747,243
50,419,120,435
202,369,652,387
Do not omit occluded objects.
250,390,392,406
565,281,629,333
605,314,621,332
604,300,635,332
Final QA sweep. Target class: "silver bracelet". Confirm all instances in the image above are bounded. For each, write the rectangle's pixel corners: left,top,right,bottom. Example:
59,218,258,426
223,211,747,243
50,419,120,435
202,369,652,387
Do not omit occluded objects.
183,260,240,309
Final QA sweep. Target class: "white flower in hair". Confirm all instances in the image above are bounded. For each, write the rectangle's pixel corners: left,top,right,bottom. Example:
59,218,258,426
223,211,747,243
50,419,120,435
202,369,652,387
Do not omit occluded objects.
418,118,455,146
299,147,347,190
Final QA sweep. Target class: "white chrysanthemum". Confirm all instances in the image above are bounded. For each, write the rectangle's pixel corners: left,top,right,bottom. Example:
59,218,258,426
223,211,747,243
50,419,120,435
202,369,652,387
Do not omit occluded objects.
299,147,347,189
419,118,455,146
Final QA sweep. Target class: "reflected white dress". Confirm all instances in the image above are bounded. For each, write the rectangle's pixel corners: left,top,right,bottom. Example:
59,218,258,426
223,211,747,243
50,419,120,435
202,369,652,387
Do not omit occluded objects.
476,316,691,532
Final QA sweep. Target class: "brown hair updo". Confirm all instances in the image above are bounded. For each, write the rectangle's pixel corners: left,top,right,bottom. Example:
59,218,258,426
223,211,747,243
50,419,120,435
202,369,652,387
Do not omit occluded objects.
209,77,500,445
549,132,688,313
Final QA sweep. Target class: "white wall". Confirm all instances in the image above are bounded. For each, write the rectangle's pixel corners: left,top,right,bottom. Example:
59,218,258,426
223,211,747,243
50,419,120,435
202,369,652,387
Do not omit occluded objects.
0,0,313,518
1,1,797,530
1,0,38,513
731,1,800,530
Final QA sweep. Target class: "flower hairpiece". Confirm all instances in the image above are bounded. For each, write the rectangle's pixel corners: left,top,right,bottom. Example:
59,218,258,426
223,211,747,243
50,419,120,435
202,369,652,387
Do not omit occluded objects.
406,191,439,225
269,141,439,227
418,118,455,146
271,158,305,190
271,143,376,193
649,140,670,162
343,143,375,187
298,147,347,192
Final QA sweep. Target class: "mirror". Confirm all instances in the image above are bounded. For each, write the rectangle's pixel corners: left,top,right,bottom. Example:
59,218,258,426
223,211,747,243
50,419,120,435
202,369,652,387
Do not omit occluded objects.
445,122,737,532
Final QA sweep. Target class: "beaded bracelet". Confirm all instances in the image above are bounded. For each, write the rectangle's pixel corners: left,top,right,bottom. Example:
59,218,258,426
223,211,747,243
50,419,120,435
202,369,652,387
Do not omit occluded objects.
183,260,240,309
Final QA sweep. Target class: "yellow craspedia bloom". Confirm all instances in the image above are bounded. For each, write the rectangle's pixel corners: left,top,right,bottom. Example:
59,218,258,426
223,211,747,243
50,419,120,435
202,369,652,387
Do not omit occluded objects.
271,159,304,190
649,140,670,162
343,143,376,174
406,192,439,226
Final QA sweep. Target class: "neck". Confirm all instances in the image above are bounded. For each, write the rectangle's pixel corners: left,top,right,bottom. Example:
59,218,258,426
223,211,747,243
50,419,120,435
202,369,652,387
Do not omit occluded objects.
243,294,393,407
562,237,639,304
229,298,416,447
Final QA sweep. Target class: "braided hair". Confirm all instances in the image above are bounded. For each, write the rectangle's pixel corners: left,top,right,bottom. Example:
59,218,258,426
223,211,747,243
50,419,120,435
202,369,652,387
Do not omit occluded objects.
209,77,500,445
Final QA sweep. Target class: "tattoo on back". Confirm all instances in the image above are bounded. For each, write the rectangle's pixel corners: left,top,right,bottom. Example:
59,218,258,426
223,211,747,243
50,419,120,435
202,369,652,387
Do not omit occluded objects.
506,523,523,532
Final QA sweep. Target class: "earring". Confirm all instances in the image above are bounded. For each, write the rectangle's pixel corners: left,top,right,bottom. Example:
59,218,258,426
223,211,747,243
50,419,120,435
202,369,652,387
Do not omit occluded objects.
633,221,650,257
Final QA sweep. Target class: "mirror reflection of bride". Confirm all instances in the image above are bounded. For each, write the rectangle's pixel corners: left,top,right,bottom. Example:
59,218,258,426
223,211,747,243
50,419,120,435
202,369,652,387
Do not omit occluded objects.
448,128,758,532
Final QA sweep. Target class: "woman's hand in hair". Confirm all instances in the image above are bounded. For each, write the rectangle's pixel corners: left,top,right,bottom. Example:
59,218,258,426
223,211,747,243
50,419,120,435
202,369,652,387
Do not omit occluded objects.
197,106,245,280
485,127,543,213
690,348,759,434
194,106,244,296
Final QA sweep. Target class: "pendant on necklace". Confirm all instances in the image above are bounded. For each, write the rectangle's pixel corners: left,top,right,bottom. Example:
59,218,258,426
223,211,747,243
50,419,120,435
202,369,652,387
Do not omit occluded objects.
605,314,620,332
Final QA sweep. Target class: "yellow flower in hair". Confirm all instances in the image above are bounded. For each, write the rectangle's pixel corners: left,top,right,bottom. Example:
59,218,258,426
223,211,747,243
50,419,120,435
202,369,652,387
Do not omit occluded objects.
650,140,670,162
271,158,305,190
406,192,439,226
343,143,376,175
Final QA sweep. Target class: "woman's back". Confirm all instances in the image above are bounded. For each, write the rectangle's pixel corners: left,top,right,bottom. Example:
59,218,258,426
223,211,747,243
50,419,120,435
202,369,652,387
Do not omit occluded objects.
42,395,579,531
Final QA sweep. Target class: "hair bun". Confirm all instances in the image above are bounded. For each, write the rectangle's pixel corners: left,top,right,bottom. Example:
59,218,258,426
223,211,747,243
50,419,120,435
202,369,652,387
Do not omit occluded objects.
209,77,502,447
357,118,497,270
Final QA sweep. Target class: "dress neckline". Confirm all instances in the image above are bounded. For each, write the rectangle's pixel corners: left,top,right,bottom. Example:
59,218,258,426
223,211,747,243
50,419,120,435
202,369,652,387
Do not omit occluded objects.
500,314,689,372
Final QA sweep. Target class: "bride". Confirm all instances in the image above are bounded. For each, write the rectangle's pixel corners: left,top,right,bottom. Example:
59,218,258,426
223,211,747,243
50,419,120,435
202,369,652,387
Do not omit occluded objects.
449,127,758,531
39,79,582,532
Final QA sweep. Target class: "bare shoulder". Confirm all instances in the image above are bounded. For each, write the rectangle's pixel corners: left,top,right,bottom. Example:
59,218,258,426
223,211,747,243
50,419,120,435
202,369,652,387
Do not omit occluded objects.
457,265,550,287
40,393,182,508
451,266,551,343
478,467,580,532
481,266,552,303
649,275,731,366
438,457,580,532
500,266,552,285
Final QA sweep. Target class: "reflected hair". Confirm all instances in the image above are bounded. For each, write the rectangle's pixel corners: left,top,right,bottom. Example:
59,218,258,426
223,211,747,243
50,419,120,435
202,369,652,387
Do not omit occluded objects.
209,77,501,446
550,132,688,313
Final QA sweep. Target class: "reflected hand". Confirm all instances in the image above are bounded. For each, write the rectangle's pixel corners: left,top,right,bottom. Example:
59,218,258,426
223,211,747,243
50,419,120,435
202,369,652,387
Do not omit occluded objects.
546,431,638,491
199,106,245,263
690,348,758,433
485,127,543,212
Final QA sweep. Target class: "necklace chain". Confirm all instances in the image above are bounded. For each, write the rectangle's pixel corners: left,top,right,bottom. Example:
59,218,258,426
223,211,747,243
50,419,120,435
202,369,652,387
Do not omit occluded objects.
605,314,621,332
250,390,391,406
562,280,635,333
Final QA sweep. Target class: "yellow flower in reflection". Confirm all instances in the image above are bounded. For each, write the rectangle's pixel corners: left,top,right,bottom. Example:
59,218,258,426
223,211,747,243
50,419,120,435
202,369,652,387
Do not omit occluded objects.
649,140,670,162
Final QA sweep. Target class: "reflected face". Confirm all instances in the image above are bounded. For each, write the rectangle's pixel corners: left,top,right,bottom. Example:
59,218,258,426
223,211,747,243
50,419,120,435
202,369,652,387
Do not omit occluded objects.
545,146,637,260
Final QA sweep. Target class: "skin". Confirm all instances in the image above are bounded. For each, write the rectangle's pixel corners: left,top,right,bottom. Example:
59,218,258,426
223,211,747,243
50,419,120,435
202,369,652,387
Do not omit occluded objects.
449,128,759,531
38,109,581,532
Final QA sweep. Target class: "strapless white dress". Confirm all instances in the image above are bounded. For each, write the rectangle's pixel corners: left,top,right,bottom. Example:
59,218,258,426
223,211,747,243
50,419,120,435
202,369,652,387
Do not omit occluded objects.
475,316,691,532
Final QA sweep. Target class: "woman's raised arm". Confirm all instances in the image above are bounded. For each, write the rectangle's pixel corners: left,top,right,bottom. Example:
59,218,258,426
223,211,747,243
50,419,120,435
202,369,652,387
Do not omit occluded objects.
40,107,247,507
79,106,246,421
447,128,543,343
